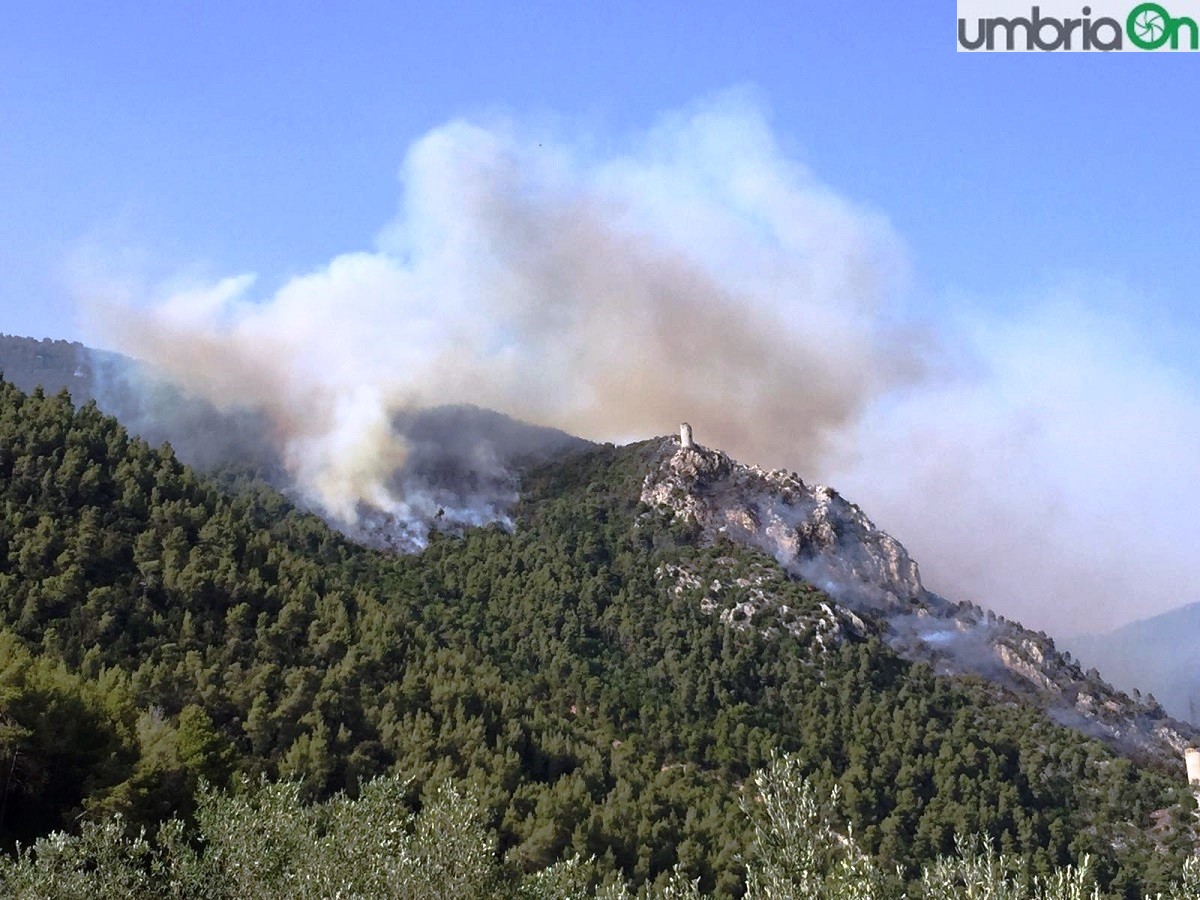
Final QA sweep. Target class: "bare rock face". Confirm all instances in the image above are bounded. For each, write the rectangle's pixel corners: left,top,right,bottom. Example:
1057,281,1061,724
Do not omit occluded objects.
640,434,1200,771
640,439,925,614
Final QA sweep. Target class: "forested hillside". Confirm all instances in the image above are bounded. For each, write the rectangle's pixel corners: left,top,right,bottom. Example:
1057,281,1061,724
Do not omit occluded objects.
0,379,1195,897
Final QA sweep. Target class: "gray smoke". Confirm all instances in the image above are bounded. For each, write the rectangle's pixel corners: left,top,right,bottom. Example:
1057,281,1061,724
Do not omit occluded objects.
81,94,914,515
88,350,284,475
826,300,1200,633
76,93,1200,633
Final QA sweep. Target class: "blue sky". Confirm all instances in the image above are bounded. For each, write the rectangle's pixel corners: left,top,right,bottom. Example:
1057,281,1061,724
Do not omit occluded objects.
2,2,1198,344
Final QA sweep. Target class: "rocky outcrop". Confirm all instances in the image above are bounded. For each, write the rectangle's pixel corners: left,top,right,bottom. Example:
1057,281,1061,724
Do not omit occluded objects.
640,434,1200,771
640,439,924,614
656,558,867,650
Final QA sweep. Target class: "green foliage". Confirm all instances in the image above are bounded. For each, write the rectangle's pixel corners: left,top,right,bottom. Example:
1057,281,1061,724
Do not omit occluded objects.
0,378,1195,896
179,776,505,899
0,775,507,900
0,766,1197,900
0,629,136,843
742,754,888,899
920,836,1099,900
0,817,158,900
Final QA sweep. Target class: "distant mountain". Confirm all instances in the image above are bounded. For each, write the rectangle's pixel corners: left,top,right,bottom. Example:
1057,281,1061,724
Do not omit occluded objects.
1066,602,1200,726
346,404,593,551
0,334,97,396
0,333,283,473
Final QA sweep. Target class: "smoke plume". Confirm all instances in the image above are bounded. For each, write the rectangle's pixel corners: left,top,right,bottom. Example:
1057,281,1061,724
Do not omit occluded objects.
79,93,1200,633
84,94,913,514
828,299,1200,634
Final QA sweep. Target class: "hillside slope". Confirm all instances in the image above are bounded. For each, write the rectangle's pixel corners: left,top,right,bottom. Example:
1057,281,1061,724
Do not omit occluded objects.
0,379,1196,896
0,334,590,549
640,435,1200,770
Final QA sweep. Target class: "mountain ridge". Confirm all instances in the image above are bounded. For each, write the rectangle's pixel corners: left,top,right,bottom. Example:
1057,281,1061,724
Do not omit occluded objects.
637,432,1200,771
0,333,592,549
2,332,1192,771
0,377,1196,893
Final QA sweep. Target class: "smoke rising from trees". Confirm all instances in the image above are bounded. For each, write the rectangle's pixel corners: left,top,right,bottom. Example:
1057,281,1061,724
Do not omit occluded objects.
79,93,1200,633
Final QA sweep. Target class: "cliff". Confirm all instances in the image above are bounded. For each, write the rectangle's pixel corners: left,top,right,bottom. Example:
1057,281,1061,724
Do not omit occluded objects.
640,432,1200,771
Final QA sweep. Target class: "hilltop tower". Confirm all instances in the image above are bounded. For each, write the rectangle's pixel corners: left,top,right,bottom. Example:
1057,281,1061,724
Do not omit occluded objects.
680,422,694,449
1186,748,1200,786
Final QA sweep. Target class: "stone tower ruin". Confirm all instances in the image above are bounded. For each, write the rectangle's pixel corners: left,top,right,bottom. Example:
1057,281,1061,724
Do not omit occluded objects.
680,422,694,449
1186,747,1200,786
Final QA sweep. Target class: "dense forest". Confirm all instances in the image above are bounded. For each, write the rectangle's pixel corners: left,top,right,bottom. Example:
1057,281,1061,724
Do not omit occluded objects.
0,378,1196,897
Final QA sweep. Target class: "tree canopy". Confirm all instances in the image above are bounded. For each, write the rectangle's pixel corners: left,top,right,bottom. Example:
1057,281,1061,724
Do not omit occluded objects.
0,378,1194,897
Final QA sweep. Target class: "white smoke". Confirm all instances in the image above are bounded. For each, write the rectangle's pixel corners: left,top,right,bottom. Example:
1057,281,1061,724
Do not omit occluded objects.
78,92,1200,633
83,92,915,519
829,297,1200,634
